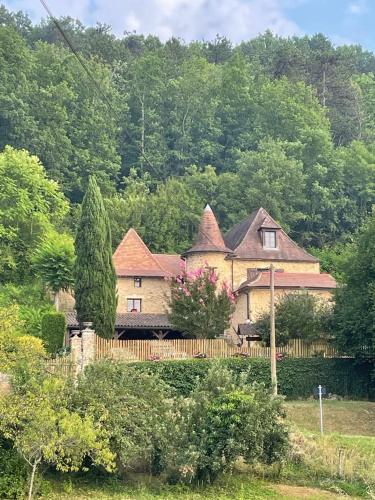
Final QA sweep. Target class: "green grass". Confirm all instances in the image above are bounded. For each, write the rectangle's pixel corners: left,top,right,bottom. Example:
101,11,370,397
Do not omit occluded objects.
284,400,375,436
43,474,281,499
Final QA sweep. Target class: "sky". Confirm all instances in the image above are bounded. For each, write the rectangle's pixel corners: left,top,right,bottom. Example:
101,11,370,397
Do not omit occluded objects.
3,0,375,51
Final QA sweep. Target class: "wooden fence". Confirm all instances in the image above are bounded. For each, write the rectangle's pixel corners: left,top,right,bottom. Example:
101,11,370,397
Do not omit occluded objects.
45,357,75,377
95,337,340,362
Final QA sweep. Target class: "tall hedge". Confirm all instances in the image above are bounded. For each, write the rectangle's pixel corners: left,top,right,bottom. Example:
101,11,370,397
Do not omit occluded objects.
74,176,117,338
126,358,375,400
41,312,66,354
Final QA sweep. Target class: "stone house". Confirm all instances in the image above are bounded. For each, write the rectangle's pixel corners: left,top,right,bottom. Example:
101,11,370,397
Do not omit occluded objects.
63,205,336,339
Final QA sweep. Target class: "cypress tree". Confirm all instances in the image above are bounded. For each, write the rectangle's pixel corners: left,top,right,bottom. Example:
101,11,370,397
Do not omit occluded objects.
74,176,117,338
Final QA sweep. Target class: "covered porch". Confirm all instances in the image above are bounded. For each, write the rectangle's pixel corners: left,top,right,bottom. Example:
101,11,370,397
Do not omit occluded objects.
65,312,183,340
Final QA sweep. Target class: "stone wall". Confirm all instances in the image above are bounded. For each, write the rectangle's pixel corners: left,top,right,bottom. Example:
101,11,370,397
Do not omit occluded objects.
117,277,171,313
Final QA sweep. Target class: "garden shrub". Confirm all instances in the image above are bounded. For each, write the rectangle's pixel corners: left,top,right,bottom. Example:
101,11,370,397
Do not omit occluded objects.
0,332,46,374
166,363,288,483
75,360,173,475
41,312,66,354
0,437,28,499
127,358,374,399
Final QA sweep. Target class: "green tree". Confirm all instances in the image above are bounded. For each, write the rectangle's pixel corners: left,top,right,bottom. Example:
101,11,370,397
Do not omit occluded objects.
0,146,68,282
332,212,375,356
168,267,235,339
74,177,117,338
254,292,332,346
0,377,115,500
32,231,75,310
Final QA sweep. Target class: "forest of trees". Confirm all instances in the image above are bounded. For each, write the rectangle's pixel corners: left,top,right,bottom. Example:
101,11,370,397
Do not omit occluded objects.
1,4,375,277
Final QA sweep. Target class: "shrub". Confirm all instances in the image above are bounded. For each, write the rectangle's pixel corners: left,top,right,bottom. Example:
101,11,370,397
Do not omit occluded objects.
41,313,66,354
0,437,28,499
74,360,173,475
254,292,332,346
127,358,375,400
0,332,46,374
166,363,288,483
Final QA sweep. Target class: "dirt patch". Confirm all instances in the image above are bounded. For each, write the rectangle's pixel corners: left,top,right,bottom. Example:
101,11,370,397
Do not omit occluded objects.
275,484,347,499
0,373,11,394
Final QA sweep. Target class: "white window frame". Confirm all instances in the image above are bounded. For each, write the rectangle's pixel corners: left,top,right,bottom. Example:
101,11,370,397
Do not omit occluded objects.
263,230,277,249
127,298,142,312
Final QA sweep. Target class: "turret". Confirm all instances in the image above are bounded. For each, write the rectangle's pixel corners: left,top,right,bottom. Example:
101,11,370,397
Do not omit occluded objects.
184,205,232,279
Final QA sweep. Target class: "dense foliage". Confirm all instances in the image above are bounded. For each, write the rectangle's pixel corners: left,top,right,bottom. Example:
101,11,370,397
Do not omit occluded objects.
0,377,115,499
0,147,68,282
127,358,375,399
167,363,288,483
254,292,332,346
32,231,75,310
74,177,117,338
168,267,235,338
1,8,375,258
332,211,375,357
40,312,66,355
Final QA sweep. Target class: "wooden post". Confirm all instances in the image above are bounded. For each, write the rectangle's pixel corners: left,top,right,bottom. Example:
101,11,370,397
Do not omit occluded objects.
270,264,277,396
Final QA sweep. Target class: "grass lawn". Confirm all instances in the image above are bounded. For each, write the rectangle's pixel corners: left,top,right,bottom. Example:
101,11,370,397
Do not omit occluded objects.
285,400,375,436
44,474,347,499
44,400,375,499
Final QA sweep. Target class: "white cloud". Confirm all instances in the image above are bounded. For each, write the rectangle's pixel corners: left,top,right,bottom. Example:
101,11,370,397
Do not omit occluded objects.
347,1,368,15
3,0,302,42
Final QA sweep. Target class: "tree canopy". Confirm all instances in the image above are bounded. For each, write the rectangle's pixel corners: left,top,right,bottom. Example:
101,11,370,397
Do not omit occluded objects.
1,10,375,258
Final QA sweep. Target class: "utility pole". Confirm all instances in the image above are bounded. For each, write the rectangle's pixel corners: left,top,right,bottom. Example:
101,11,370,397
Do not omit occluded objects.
270,264,277,395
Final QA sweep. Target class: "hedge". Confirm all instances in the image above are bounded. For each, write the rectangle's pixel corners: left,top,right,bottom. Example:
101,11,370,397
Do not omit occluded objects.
41,312,66,354
126,358,375,400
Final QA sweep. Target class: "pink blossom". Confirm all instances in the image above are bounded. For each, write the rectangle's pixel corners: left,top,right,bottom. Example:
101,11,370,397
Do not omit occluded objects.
209,271,218,284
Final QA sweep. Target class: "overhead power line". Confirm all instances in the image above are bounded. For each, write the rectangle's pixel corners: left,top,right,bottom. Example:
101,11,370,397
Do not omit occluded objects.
39,0,156,173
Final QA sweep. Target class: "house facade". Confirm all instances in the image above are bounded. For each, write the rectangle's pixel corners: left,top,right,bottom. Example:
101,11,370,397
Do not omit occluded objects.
63,205,336,339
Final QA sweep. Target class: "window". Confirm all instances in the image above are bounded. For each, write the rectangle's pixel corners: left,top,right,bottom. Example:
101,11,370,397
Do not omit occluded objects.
127,298,142,312
134,277,142,288
263,230,277,249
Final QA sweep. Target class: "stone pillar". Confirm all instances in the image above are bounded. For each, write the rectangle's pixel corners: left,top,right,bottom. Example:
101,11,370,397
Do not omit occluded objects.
70,331,82,378
81,322,96,370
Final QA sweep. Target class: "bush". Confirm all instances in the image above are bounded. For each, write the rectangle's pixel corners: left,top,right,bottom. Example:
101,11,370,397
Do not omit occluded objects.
166,363,288,483
74,361,173,475
41,313,66,354
0,332,46,374
254,292,332,346
0,437,28,499
127,358,375,400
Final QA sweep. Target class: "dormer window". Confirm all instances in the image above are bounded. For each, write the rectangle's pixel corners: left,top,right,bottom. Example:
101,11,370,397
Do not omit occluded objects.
263,230,277,249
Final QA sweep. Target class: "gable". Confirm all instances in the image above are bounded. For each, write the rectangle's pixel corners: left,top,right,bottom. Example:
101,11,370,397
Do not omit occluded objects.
113,229,171,277
224,208,318,263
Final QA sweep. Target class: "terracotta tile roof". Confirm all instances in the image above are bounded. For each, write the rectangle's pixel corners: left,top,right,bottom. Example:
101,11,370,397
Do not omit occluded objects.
154,254,184,276
185,204,232,254
225,208,318,262
66,312,172,329
237,271,336,291
113,229,171,277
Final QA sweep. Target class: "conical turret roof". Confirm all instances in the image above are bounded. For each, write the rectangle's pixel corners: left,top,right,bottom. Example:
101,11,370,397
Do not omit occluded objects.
185,205,232,254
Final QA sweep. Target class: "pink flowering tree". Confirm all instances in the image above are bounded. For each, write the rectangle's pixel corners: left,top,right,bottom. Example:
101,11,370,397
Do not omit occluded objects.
168,266,235,339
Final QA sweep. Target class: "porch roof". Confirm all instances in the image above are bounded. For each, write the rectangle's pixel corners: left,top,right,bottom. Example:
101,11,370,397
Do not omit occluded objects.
65,312,173,330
